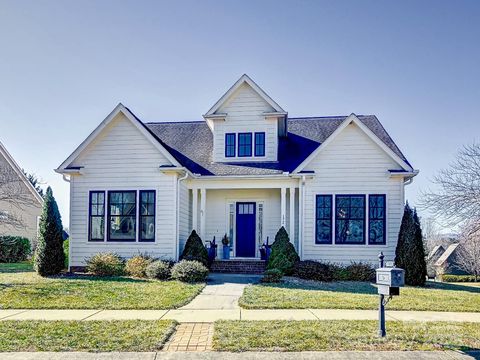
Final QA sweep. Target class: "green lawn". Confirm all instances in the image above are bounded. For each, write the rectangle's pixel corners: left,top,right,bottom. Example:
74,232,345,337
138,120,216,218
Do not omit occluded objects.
0,320,176,352
214,320,480,352
0,262,204,309
239,278,480,312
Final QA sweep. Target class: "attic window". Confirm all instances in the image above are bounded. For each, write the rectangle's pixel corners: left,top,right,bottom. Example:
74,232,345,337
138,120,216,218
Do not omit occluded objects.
225,133,236,158
238,133,252,157
254,132,265,157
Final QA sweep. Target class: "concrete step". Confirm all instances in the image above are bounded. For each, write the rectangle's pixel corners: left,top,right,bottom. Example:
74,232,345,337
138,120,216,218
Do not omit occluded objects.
210,260,266,274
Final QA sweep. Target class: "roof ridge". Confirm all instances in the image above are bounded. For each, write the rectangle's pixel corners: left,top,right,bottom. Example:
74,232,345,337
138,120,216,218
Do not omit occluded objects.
288,115,373,120
146,120,205,125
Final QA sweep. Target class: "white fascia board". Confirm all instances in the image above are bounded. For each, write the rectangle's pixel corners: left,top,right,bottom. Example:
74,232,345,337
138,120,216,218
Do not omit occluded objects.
204,74,285,116
293,114,413,173
0,142,44,205
56,103,181,172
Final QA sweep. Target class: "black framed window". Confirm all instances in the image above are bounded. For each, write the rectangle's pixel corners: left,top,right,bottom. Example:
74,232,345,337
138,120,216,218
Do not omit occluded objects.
108,191,136,242
140,190,155,242
89,191,105,241
335,195,366,244
225,133,236,157
254,132,265,157
238,133,252,157
315,195,332,244
369,195,386,245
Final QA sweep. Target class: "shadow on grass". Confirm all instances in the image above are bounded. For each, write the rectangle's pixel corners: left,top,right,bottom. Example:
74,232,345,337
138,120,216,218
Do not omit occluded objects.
49,273,150,283
0,262,33,273
258,278,480,295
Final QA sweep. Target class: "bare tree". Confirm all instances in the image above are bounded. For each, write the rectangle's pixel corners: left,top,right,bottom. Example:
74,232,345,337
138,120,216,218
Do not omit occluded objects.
421,143,480,230
0,160,36,230
456,223,480,281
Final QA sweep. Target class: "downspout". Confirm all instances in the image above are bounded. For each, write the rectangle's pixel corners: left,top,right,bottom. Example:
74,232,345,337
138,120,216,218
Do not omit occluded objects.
299,175,306,260
176,171,189,261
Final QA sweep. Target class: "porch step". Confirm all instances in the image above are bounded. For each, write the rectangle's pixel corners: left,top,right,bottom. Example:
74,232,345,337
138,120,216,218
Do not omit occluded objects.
210,260,266,275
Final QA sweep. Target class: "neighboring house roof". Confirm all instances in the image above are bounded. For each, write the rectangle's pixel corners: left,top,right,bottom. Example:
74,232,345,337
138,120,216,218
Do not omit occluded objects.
427,245,445,261
435,243,460,267
145,114,412,176
0,141,44,205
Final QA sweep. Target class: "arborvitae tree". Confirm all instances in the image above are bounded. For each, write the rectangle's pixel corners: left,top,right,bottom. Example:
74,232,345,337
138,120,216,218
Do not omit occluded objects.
411,208,427,286
267,226,300,275
34,186,65,276
180,230,209,267
395,203,427,286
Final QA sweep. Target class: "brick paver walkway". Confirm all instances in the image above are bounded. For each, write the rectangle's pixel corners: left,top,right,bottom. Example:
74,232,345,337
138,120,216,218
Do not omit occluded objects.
162,323,213,352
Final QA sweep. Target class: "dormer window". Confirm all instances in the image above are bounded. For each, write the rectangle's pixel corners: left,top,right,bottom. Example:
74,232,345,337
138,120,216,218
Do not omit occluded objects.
225,133,236,157
238,133,252,157
254,132,265,157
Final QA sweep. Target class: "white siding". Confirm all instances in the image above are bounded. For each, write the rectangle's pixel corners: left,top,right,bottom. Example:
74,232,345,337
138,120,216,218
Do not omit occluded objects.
212,83,278,162
69,113,177,266
302,122,405,264
178,180,191,257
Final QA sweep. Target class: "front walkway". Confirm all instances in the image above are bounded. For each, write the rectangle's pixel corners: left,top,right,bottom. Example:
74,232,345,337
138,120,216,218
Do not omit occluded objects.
1,274,480,323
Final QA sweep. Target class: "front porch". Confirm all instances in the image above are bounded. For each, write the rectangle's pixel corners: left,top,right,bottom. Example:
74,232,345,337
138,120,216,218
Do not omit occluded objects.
189,178,300,260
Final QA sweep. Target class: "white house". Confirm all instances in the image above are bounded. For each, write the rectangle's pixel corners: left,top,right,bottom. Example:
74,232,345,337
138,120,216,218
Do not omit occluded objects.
56,74,418,270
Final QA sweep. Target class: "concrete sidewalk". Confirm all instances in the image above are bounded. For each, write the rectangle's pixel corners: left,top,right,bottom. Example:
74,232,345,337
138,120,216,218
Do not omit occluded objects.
0,351,478,359
1,308,480,323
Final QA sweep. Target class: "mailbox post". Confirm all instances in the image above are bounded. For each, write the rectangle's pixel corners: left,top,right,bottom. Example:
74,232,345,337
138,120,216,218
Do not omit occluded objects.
375,252,405,337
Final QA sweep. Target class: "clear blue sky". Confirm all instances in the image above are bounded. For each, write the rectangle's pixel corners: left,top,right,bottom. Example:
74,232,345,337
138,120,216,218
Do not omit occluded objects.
1,0,479,228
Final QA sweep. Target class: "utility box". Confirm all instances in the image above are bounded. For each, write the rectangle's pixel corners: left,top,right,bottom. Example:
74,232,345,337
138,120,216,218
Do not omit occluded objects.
376,284,400,296
376,267,405,288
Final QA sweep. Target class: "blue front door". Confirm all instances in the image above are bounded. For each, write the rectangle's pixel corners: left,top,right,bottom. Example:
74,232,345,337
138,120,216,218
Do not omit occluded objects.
236,202,256,258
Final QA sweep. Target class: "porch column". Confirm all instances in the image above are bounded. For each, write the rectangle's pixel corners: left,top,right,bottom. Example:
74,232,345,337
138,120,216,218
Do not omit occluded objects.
200,188,206,240
192,188,198,231
281,187,286,228
289,187,295,241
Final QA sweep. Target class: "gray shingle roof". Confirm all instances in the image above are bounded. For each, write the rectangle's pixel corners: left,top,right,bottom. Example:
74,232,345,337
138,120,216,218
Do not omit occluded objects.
144,115,410,176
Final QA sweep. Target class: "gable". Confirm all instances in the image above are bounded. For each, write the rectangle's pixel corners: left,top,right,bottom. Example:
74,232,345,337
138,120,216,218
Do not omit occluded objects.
303,122,399,173
57,104,181,173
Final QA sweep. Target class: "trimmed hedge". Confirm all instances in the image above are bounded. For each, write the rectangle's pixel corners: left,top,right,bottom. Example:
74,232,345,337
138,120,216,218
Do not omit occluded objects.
146,260,173,280
125,254,153,278
261,269,283,283
86,253,125,276
442,274,479,283
0,236,31,263
293,260,376,282
171,260,208,283
267,227,300,275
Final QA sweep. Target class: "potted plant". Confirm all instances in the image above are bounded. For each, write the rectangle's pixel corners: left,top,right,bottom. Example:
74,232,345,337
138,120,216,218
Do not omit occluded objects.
259,237,271,261
206,237,217,263
222,234,230,259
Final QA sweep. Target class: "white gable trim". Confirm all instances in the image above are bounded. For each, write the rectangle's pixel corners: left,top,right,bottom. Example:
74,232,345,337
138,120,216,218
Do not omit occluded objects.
204,74,285,116
293,114,414,173
0,142,44,205
56,103,181,172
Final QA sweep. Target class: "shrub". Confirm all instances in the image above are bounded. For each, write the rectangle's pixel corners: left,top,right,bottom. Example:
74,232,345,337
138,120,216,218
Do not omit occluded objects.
0,236,31,263
63,239,69,269
34,187,65,276
180,230,209,267
171,260,208,283
261,268,283,283
125,254,153,278
294,260,334,282
442,274,478,283
146,260,173,280
343,262,376,282
267,227,300,275
86,253,125,276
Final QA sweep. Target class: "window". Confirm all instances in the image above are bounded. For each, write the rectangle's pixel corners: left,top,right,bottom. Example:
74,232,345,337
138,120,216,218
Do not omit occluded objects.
254,132,265,157
238,133,252,157
369,195,386,245
140,190,155,242
225,133,236,157
335,195,365,244
108,191,136,242
315,195,332,244
89,191,105,241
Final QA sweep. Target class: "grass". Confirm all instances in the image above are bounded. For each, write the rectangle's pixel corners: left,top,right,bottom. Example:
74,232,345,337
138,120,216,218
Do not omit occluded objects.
239,278,480,312
213,320,480,352
0,320,176,352
0,262,204,309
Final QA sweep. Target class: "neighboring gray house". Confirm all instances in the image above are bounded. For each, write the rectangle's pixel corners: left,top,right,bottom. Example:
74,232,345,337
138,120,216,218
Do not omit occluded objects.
0,142,43,243
56,74,418,270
